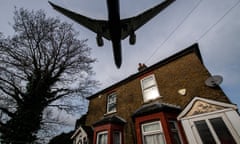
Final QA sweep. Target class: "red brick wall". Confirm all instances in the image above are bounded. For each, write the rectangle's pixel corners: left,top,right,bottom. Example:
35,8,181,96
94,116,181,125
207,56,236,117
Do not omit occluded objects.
134,112,187,144
93,124,124,144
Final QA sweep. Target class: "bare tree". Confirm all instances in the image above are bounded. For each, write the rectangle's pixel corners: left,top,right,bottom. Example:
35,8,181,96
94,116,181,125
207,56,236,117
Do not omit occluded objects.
0,8,97,143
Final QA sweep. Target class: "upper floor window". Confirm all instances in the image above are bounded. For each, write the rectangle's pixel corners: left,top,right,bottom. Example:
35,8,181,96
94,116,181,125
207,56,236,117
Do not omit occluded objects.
107,93,117,113
141,121,166,144
140,74,160,102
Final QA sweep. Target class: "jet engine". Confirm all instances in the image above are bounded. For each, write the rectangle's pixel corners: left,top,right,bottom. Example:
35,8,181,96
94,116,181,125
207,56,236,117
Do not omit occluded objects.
129,31,136,45
96,34,104,47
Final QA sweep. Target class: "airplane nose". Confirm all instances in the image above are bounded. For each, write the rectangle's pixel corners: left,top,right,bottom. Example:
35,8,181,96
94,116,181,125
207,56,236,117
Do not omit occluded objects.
115,60,121,68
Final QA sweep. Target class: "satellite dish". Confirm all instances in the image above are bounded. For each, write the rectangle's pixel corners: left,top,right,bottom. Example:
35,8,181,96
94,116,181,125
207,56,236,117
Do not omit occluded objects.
205,75,223,87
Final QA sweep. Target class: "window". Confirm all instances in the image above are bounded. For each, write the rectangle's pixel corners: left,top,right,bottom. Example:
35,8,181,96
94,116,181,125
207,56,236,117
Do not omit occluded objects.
107,93,117,113
192,115,237,144
141,74,160,102
78,140,82,144
83,137,88,144
168,121,182,144
210,117,236,143
113,131,121,144
141,121,166,144
97,131,108,144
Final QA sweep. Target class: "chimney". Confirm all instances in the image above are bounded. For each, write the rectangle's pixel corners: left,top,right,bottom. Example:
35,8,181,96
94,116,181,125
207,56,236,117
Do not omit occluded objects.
138,63,147,72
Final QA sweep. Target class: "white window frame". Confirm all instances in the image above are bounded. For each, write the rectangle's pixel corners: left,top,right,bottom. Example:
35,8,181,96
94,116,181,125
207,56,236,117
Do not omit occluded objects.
189,112,239,144
140,74,160,102
141,121,166,144
96,131,108,144
106,93,117,113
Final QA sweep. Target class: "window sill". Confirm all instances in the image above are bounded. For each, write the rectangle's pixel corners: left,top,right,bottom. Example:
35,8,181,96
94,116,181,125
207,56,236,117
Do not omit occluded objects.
143,96,163,104
104,111,117,116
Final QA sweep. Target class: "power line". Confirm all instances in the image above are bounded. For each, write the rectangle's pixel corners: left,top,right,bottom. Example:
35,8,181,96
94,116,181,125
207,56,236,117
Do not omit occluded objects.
144,0,203,64
198,0,240,41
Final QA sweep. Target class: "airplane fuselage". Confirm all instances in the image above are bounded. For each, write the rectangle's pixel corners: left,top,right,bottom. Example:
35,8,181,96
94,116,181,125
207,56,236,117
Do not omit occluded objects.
49,0,175,68
107,0,122,68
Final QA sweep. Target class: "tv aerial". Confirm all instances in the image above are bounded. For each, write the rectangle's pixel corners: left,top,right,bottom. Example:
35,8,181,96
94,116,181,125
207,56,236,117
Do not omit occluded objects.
205,75,223,87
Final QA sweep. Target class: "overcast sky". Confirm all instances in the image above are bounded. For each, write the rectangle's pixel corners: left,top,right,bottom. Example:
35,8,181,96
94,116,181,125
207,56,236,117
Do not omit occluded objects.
1,0,240,109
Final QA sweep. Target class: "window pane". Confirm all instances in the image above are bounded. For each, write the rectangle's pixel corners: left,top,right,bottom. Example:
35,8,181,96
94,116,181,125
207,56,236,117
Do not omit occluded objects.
108,94,116,103
98,132,108,144
142,121,165,144
107,93,117,113
142,76,155,89
169,121,182,144
169,121,176,130
172,132,181,144
143,87,159,102
210,117,236,144
144,134,165,144
143,122,161,132
108,103,116,112
113,131,121,144
194,120,215,144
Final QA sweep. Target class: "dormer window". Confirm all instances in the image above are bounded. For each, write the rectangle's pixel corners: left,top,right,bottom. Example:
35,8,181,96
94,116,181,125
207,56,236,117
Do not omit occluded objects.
107,93,117,113
140,74,160,102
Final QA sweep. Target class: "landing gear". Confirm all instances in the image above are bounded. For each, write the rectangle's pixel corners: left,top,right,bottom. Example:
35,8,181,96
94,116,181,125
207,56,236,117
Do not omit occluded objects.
129,31,136,45
96,34,104,47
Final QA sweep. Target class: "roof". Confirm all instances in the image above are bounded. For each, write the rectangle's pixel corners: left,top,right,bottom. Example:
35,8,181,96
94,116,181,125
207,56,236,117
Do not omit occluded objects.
93,115,126,127
88,43,202,100
132,102,181,118
177,97,238,120
71,126,93,139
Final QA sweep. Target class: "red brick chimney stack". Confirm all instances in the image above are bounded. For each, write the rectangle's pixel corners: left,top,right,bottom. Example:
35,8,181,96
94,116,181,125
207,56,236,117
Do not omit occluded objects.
138,63,147,71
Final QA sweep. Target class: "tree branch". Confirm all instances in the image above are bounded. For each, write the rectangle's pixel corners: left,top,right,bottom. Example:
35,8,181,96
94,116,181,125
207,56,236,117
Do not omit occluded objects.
0,107,14,117
0,86,23,105
0,77,25,98
47,91,72,104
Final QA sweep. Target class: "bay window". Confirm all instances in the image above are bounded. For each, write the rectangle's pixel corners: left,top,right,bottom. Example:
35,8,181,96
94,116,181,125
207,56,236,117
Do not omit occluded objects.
113,131,121,144
97,131,108,144
168,120,182,144
141,121,166,144
193,117,237,144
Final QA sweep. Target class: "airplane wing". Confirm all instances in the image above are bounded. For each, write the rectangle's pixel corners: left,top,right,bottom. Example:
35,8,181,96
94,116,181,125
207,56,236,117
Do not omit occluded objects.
120,0,175,40
48,1,111,40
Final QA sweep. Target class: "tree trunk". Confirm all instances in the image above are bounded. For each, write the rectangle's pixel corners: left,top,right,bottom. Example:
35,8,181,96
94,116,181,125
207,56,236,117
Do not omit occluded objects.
2,103,45,144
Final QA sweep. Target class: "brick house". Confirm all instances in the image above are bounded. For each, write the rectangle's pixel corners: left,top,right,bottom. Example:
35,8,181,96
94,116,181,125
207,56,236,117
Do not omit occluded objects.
72,43,240,144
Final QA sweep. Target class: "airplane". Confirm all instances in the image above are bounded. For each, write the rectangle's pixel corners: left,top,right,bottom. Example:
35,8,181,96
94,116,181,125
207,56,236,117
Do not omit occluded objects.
49,0,175,68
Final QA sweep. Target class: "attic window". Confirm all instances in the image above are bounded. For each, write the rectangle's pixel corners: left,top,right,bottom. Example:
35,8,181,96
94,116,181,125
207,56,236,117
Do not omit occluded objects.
140,74,160,102
107,93,117,113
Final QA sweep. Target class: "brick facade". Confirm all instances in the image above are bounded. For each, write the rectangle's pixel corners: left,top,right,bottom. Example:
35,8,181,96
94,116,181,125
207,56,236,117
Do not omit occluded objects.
84,43,231,144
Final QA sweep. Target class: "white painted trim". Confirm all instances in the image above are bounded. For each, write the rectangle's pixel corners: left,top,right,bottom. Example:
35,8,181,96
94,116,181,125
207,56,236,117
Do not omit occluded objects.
96,131,108,144
106,93,117,114
181,110,240,144
141,121,166,144
140,74,161,102
180,108,233,120
177,97,238,120
181,120,198,144
225,111,240,138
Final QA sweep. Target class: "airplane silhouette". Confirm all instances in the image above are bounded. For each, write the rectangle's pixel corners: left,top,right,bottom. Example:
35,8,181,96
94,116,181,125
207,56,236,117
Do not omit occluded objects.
49,0,175,68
